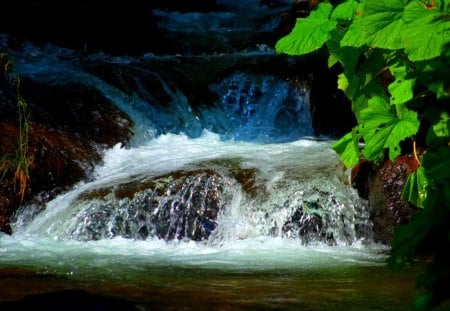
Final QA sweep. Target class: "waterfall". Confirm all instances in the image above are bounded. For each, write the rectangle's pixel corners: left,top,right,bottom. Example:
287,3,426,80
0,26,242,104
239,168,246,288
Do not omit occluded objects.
12,132,370,246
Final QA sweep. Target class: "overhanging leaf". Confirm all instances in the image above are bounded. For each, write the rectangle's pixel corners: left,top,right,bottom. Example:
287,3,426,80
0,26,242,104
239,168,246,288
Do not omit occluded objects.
360,0,407,49
331,0,359,21
340,1,367,47
388,78,416,106
332,128,360,168
327,28,363,73
359,96,420,161
388,62,415,108
402,166,428,208
402,0,450,61
276,3,337,55
341,19,366,47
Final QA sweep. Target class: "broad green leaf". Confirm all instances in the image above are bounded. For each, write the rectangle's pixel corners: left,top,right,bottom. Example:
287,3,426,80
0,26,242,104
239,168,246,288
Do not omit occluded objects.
388,78,416,106
402,166,428,208
331,0,359,21
326,27,345,68
327,28,363,73
361,0,407,49
276,3,337,55
359,96,420,160
332,129,360,168
341,8,366,47
402,0,450,61
341,20,365,47
389,59,411,80
388,60,415,106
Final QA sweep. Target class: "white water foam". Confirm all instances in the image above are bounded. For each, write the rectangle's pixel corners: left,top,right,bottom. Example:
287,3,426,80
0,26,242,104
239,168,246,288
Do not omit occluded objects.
13,131,369,248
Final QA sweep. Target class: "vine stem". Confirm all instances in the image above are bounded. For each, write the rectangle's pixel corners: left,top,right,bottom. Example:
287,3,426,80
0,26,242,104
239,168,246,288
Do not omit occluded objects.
413,138,420,166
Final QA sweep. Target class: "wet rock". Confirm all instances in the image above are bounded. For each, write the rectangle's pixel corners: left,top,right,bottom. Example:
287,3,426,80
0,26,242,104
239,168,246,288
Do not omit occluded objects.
351,155,420,244
351,159,374,200
69,171,236,241
282,203,327,244
281,186,370,245
0,75,133,233
369,155,420,244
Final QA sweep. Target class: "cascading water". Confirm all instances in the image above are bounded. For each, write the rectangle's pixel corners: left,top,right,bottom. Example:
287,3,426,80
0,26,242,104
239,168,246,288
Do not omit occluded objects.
13,134,369,246
0,3,417,309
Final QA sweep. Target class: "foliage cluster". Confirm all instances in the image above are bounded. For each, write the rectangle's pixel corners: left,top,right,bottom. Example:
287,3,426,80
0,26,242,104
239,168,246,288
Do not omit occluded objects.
276,0,450,309
0,52,32,201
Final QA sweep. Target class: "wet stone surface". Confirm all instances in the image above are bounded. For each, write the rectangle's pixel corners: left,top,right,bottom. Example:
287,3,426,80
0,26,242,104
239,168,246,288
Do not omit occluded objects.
68,172,236,241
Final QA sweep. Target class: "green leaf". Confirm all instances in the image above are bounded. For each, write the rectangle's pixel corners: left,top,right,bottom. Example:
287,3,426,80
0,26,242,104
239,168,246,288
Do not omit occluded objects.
276,3,337,55
331,0,359,21
432,111,450,138
388,78,416,106
388,61,417,110
332,129,360,168
341,6,366,47
402,0,450,61
402,166,428,208
341,49,388,111
361,0,407,49
337,73,350,93
359,96,420,161
327,28,363,73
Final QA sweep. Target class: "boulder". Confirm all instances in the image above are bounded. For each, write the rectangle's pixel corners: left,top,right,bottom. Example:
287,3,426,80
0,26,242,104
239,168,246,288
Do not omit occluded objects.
67,170,236,241
351,155,420,244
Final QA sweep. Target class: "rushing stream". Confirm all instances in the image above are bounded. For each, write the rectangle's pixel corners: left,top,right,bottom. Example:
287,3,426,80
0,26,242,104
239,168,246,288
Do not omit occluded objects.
0,1,419,309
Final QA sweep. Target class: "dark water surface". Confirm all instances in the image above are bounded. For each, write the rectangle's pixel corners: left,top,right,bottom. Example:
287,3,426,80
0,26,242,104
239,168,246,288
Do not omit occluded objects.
0,235,420,310
0,262,419,310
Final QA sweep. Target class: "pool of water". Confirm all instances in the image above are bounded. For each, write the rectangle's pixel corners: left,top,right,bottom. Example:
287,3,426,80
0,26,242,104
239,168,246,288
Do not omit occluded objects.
0,235,419,310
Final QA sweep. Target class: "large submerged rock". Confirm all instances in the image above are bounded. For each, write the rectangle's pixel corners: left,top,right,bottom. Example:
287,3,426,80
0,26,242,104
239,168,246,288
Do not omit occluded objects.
72,171,234,241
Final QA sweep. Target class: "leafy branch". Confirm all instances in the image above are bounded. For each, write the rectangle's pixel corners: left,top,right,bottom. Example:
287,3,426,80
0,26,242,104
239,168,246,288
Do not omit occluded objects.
276,0,450,309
